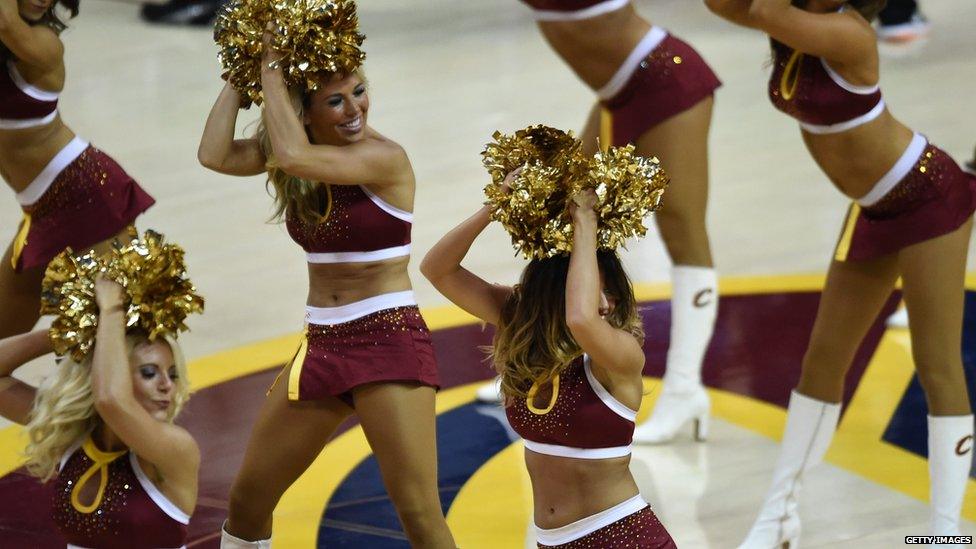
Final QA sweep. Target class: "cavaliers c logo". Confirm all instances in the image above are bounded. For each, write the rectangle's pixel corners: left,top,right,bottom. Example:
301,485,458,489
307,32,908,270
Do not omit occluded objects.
694,288,714,308
956,435,973,456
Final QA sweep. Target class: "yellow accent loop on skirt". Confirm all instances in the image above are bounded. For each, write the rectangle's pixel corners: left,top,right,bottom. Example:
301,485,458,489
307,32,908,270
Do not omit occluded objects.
10,213,31,270
834,203,862,262
780,50,803,101
599,108,613,153
70,438,127,514
526,375,560,415
286,329,310,401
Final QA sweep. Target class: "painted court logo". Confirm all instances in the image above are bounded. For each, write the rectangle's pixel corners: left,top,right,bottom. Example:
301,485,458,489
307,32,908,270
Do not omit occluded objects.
956,435,973,456
906,536,972,545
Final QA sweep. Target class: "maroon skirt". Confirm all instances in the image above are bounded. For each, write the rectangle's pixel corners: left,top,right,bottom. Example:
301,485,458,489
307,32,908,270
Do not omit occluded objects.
601,32,721,147
834,144,976,262
537,506,677,549
13,143,155,272
277,305,440,407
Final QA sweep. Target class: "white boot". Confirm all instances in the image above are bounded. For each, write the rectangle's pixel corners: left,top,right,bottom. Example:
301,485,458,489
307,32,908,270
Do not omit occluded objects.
738,391,840,549
928,415,974,538
221,522,272,549
634,266,717,444
475,377,503,404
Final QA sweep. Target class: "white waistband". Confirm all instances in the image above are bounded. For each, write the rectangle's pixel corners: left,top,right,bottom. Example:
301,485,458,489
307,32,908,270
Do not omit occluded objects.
799,98,885,135
305,290,416,325
523,439,632,459
306,244,411,264
16,136,88,206
0,109,58,130
597,26,668,100
856,132,927,207
535,494,647,545
530,0,628,21
68,546,186,549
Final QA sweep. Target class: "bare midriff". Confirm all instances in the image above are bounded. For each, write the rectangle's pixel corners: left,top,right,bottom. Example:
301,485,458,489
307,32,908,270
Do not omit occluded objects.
306,256,412,307
801,110,915,199
525,449,640,530
536,4,650,90
0,119,75,192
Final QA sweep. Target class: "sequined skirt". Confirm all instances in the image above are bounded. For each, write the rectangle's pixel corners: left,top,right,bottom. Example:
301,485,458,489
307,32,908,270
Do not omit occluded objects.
601,31,721,146
536,496,676,549
834,143,976,262
275,292,440,406
13,140,155,272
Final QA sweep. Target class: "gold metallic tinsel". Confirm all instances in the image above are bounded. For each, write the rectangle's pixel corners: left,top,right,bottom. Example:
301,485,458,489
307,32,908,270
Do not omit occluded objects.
40,230,205,362
482,126,669,259
215,0,365,107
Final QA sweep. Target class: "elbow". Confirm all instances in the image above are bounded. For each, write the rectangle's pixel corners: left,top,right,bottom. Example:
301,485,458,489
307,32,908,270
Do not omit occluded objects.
93,392,125,420
703,0,724,15
748,1,773,21
273,143,304,174
565,309,598,335
419,255,438,282
197,149,221,172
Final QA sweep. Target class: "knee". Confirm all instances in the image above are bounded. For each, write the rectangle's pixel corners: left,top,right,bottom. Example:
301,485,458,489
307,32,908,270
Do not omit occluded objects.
228,476,276,525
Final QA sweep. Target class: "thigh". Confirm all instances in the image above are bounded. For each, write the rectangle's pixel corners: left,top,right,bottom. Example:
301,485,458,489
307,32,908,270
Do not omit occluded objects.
233,363,354,506
353,383,442,506
0,242,43,339
799,254,900,396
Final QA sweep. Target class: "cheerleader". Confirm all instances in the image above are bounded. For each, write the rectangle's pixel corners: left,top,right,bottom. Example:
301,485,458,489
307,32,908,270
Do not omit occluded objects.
0,239,202,549
502,0,722,445
706,1,975,546
0,0,155,338
199,4,454,547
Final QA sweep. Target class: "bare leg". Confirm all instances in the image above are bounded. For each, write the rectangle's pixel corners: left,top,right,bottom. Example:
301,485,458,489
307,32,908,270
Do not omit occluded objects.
225,364,354,541
797,253,900,402
898,218,973,416
353,383,456,548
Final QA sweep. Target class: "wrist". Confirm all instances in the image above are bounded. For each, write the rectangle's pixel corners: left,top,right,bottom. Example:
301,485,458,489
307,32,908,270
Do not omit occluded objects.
98,303,125,316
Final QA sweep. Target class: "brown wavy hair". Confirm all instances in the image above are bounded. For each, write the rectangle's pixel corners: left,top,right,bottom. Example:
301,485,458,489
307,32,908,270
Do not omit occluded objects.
493,250,643,401
255,70,367,225
791,0,887,21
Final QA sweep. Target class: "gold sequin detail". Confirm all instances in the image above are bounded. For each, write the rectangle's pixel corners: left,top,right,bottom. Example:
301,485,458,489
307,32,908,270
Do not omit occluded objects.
672,55,682,64
537,506,675,548
863,145,952,220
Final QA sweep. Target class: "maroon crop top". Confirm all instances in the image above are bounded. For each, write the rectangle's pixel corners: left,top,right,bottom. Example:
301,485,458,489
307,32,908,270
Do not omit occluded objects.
285,184,412,264
768,40,884,134
0,59,59,129
519,0,629,19
506,355,637,459
53,438,189,549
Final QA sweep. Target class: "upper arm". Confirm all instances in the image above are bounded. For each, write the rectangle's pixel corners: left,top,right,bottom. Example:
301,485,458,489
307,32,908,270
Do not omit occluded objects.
277,137,411,187
425,266,511,326
200,138,267,177
750,3,875,63
704,0,762,29
0,379,36,425
95,398,199,482
568,319,644,376
0,19,63,70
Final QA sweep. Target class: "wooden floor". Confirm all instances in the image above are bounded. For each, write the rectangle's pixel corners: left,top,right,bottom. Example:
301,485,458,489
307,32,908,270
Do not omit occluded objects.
2,0,975,547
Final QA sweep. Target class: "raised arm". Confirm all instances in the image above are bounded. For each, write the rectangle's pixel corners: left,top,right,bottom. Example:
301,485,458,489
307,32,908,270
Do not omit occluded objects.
0,330,51,424
89,278,199,487
746,0,875,63
260,46,410,187
198,82,267,176
420,204,512,326
704,0,762,29
0,0,63,69
564,190,644,375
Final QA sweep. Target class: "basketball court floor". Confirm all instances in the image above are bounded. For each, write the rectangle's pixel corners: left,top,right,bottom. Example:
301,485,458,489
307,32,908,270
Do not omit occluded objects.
1,0,975,547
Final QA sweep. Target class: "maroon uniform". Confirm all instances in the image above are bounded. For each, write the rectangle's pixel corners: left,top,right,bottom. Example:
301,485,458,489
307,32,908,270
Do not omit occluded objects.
506,356,676,548
54,438,189,549
768,40,976,261
274,185,439,406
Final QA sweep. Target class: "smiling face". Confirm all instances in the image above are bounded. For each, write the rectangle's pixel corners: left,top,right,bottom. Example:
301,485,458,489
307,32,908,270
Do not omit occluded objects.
129,340,181,422
303,72,369,146
18,0,53,22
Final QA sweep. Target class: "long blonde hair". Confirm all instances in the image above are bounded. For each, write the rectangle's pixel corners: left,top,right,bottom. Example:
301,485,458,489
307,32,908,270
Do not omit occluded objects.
24,334,189,481
256,70,367,225
493,251,644,401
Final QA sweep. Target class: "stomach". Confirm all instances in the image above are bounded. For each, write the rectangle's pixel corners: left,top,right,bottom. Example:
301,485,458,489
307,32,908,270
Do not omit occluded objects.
306,256,413,307
0,119,75,192
536,5,651,90
524,449,640,529
800,110,916,199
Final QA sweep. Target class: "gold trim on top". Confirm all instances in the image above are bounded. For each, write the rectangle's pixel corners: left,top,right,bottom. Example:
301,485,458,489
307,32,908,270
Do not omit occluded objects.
526,375,559,415
780,50,803,101
70,438,127,514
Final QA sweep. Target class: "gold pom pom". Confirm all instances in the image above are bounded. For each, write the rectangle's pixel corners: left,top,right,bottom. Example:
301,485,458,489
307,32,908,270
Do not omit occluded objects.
214,0,366,107
482,125,669,258
40,230,205,362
